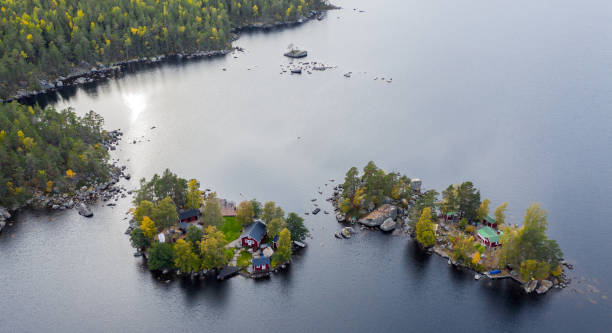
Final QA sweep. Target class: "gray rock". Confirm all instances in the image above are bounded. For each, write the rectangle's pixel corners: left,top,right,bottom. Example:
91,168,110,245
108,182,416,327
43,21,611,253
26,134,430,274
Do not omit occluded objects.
524,280,538,293
0,207,11,219
380,217,396,232
77,203,93,217
52,204,60,210
359,204,397,227
536,280,553,294
335,212,346,223
0,220,6,232
341,227,352,239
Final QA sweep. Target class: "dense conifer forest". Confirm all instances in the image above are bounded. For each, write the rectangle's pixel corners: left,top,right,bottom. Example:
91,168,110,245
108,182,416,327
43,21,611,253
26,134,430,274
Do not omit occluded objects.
0,102,112,208
0,0,327,98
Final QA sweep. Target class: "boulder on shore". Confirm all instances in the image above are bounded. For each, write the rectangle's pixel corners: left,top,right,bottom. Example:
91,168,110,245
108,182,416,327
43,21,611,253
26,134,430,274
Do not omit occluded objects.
0,207,10,220
359,204,397,227
536,280,553,294
380,218,396,232
77,203,94,217
524,280,538,293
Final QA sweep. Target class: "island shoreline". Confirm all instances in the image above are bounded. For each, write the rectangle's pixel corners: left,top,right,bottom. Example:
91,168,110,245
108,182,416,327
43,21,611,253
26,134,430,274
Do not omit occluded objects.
2,8,338,104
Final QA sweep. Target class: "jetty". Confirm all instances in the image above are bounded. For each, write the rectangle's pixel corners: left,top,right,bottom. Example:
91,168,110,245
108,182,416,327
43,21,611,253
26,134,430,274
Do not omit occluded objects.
217,266,241,280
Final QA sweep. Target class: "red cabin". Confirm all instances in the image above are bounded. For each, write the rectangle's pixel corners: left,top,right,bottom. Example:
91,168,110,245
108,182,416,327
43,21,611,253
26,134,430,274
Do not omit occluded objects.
240,220,267,249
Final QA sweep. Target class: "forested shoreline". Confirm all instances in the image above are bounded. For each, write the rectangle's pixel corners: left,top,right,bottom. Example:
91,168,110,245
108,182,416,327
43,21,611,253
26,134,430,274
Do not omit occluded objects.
0,102,118,211
0,0,331,99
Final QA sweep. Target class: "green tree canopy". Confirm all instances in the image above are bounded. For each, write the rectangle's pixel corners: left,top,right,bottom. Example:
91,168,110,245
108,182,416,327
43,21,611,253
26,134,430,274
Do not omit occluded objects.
250,199,262,218
133,200,155,224
152,197,179,230
174,239,200,274
0,103,110,208
199,226,228,270
185,179,203,210
499,203,563,272
266,217,287,239
236,200,254,226
476,198,490,221
129,228,150,249
147,242,176,271
186,225,204,245
494,202,508,226
416,207,435,248
201,194,223,228
275,228,292,264
286,212,309,242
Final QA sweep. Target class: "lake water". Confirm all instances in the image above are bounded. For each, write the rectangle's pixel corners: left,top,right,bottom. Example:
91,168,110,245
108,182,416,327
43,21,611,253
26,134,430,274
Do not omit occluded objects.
2,0,612,331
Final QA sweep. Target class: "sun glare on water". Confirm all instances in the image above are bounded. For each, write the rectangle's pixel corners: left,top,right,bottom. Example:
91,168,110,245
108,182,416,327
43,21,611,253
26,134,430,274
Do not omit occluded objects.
122,92,147,123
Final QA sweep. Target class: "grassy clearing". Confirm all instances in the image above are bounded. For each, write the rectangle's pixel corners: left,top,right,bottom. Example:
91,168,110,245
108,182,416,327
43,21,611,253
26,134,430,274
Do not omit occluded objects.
225,248,235,261
220,216,242,243
237,250,252,268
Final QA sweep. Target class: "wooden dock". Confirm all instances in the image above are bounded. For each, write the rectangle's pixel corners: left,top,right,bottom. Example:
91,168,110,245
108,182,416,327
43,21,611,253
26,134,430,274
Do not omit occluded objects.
217,266,241,280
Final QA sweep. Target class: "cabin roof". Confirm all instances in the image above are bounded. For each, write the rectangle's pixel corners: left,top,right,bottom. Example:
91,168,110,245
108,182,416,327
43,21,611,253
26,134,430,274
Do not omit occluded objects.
478,226,501,243
484,215,496,223
252,257,270,266
179,209,200,220
241,220,266,242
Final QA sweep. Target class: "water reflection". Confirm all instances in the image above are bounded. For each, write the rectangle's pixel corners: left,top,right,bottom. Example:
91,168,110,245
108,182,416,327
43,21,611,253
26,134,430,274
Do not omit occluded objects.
122,92,147,123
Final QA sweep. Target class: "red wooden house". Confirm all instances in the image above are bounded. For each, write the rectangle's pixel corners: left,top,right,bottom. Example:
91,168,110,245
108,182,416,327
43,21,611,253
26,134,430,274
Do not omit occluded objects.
240,220,267,249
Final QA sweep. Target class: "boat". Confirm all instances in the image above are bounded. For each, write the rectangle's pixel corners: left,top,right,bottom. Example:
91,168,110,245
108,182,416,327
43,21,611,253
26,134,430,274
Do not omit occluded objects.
284,49,308,58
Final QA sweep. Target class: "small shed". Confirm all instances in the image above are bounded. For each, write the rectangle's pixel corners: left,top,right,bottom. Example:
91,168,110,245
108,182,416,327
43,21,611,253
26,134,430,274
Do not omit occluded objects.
252,256,271,271
444,211,457,222
477,226,502,247
483,215,497,229
178,209,201,223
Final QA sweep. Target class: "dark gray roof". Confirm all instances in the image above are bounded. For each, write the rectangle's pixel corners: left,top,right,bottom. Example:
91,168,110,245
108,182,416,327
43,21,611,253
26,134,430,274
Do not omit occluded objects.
179,209,200,221
252,257,270,266
241,220,267,242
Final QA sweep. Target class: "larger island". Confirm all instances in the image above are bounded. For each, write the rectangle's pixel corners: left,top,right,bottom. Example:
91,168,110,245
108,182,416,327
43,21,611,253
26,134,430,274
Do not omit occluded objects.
0,0,335,100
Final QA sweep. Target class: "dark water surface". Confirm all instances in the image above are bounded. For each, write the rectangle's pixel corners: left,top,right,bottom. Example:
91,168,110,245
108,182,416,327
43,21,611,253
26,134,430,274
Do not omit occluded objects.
2,0,612,331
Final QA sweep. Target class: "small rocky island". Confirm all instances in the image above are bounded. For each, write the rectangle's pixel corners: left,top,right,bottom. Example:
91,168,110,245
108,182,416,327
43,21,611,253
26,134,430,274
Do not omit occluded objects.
127,170,309,281
284,48,308,58
329,161,571,294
